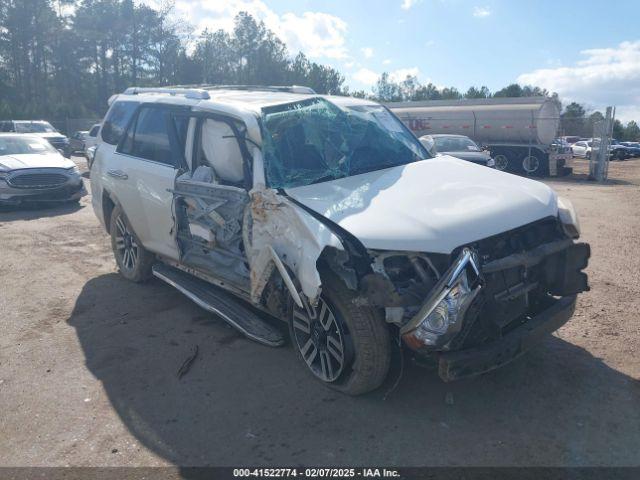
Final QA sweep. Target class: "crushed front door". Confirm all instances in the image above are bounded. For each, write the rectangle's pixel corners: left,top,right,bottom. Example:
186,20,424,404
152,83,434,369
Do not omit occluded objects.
172,177,251,293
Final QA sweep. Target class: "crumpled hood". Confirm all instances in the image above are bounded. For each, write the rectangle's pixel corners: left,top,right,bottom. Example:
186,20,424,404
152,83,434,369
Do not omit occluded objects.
0,153,75,171
285,156,558,254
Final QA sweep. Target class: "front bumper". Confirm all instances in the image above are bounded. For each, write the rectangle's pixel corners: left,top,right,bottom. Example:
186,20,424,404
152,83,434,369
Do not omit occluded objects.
438,294,576,382
0,178,86,204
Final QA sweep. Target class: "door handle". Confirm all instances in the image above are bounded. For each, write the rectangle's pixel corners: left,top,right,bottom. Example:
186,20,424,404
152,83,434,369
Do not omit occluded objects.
107,169,128,180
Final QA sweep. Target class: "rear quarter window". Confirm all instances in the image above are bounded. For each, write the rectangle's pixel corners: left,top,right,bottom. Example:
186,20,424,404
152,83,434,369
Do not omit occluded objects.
101,101,138,145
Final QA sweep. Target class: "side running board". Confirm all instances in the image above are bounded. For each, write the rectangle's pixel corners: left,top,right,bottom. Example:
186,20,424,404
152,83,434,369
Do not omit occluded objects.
152,263,285,347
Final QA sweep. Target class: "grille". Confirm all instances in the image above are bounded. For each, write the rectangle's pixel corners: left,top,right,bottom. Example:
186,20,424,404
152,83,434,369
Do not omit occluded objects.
474,217,563,264
7,172,68,188
450,217,566,349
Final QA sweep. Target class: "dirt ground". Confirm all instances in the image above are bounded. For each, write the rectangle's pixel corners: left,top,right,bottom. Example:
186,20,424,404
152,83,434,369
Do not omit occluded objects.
0,157,638,468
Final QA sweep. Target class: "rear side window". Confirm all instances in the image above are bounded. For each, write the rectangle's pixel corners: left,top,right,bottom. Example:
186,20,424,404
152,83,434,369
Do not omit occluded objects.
101,101,137,145
119,106,174,165
89,125,100,137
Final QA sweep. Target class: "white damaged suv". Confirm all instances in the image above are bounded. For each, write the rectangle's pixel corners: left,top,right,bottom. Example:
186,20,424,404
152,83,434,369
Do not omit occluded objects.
91,86,590,395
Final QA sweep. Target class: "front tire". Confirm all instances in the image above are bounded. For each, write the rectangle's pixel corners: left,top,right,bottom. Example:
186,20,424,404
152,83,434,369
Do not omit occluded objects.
289,270,391,396
110,204,154,282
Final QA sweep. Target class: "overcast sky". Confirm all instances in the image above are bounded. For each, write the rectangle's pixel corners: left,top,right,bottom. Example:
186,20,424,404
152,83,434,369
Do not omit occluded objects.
146,0,640,122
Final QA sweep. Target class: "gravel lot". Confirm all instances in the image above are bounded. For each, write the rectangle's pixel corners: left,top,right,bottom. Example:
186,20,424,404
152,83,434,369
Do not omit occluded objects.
0,157,638,467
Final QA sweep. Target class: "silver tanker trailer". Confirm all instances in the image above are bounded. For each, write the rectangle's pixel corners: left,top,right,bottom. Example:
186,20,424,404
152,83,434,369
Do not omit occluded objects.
387,97,573,176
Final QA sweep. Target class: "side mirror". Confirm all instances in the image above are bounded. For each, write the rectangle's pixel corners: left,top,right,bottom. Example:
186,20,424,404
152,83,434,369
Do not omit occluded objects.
57,148,66,155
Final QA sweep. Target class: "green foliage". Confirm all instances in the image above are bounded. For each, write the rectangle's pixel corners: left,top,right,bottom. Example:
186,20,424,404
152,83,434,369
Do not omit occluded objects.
0,0,634,135
0,2,346,119
612,119,625,140
563,102,586,118
625,120,640,141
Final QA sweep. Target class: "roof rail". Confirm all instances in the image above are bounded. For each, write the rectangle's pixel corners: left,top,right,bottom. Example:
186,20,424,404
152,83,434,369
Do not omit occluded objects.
122,87,210,100
170,84,316,95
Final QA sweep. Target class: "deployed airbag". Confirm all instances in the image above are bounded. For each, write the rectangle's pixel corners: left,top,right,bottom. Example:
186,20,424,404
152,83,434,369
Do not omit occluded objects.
201,119,244,183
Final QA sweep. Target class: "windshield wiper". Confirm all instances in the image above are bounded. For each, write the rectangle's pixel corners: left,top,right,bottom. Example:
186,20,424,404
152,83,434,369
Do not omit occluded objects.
308,173,343,185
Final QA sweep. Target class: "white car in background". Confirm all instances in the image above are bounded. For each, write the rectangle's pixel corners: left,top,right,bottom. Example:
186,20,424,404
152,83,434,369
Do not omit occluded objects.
90,86,590,395
84,124,101,156
0,120,71,157
0,134,86,205
83,123,101,169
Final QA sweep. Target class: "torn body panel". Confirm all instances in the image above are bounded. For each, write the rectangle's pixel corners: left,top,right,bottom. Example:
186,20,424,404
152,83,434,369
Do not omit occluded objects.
245,186,343,306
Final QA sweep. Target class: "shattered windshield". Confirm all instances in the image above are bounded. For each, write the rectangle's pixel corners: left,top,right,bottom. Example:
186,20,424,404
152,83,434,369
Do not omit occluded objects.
261,98,429,189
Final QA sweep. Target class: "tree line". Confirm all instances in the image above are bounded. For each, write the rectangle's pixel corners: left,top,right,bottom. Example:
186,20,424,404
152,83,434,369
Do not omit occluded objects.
560,102,640,142
0,0,638,141
0,0,345,119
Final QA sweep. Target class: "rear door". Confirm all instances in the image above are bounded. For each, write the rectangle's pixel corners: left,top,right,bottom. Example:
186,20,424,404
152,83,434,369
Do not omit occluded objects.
111,104,189,260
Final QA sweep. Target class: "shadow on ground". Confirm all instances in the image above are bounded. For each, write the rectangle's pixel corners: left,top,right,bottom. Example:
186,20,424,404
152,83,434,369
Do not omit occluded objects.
67,273,640,467
0,201,83,221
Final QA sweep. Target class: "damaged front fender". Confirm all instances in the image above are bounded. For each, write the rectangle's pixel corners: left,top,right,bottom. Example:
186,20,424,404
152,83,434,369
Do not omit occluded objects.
246,187,344,306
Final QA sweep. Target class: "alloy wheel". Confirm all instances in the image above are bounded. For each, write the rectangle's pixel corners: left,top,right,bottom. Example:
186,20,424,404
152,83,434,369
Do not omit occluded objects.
114,214,139,272
292,296,346,382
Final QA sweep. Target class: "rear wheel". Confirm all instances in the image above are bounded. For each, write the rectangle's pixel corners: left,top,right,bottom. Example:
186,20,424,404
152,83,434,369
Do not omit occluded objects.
493,154,509,171
110,204,154,282
616,150,626,160
289,270,391,395
522,150,549,177
522,154,540,174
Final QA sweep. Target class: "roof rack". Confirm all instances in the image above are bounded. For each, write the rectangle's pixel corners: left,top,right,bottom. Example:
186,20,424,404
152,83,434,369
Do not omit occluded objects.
122,87,210,100
170,84,316,95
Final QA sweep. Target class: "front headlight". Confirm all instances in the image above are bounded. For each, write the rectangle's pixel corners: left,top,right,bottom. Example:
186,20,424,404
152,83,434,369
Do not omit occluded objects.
557,196,580,239
401,248,482,350
67,165,80,175
0,170,8,180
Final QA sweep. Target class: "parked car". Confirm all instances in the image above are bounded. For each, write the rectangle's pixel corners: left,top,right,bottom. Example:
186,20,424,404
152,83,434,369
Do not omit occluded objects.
85,145,97,170
619,142,640,156
83,123,101,158
610,140,632,160
572,139,626,161
619,141,640,157
0,134,86,204
0,120,71,157
91,86,590,395
560,136,581,145
419,134,495,168
571,140,592,158
70,130,89,153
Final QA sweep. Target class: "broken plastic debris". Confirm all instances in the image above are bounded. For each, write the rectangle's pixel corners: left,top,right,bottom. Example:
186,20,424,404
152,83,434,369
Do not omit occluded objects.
177,345,199,379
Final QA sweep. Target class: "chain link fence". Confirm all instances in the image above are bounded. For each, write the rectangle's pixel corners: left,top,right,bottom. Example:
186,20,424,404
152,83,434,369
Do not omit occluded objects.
589,107,614,182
